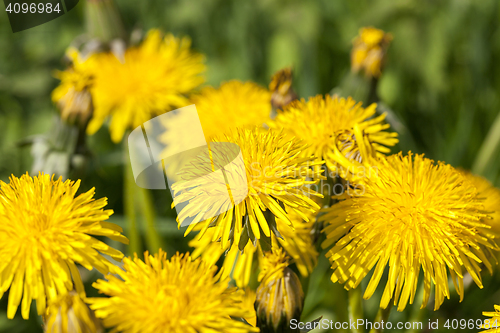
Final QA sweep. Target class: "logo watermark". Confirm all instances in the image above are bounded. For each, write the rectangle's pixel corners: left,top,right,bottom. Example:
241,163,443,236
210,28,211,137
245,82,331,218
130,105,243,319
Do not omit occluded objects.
290,318,499,331
4,0,79,32
127,105,248,227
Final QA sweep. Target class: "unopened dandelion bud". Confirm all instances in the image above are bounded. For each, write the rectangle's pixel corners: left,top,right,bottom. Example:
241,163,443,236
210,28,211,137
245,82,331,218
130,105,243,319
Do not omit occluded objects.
269,67,297,110
351,27,392,78
52,48,94,128
44,291,103,333
256,249,304,333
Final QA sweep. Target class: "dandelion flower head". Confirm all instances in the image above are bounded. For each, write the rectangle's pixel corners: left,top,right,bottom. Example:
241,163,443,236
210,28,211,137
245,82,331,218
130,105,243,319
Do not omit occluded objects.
461,171,500,237
172,127,324,252
0,173,127,319
321,153,497,311
88,250,258,333
192,80,271,141
83,29,206,142
269,94,398,174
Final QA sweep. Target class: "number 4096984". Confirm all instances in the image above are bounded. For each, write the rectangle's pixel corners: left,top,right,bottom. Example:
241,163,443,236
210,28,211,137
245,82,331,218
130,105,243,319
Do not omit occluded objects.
5,2,61,14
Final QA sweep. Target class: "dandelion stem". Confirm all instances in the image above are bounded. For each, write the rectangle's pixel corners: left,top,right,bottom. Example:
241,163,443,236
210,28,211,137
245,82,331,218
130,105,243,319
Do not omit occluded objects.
367,77,379,106
138,186,164,253
85,0,126,42
124,142,142,256
472,110,500,176
369,305,392,333
348,288,364,333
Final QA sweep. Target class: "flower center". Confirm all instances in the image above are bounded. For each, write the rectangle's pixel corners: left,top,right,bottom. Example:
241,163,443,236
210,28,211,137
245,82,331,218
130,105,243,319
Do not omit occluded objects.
27,212,53,234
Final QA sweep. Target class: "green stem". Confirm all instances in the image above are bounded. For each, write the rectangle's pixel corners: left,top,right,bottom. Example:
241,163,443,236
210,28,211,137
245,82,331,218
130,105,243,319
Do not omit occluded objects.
85,0,126,42
348,288,364,333
367,77,379,106
472,111,500,176
368,305,393,333
138,187,164,253
124,145,142,257
323,165,336,207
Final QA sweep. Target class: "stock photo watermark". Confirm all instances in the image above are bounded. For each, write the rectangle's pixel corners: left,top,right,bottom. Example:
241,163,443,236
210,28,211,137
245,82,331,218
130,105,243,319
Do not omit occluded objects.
291,318,500,331
3,0,79,32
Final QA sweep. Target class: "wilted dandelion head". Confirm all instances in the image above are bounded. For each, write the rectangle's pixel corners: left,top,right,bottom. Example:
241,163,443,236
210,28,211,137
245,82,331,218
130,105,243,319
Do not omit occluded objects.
173,128,324,253
351,26,392,78
321,153,498,311
269,67,297,109
192,80,271,141
84,29,205,142
269,95,398,173
52,48,96,126
0,173,127,319
88,250,258,333
256,249,304,332
44,291,102,333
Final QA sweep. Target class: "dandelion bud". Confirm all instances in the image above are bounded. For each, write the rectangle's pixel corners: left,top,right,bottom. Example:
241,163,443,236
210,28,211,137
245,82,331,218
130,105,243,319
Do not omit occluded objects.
269,67,298,110
57,88,93,127
44,291,103,333
52,49,94,128
256,249,304,333
351,27,392,78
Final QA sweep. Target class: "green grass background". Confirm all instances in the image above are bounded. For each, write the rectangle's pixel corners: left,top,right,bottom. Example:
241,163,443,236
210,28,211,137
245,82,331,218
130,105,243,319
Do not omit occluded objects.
1,0,500,332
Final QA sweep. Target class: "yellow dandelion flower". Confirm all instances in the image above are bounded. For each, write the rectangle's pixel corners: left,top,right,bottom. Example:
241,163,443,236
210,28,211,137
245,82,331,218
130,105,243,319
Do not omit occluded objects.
192,80,272,141
321,153,497,311
461,171,500,237
268,95,398,174
481,305,500,332
269,67,297,110
44,291,102,333
351,27,392,78
52,48,97,126
88,250,258,333
84,29,205,142
256,249,304,332
0,173,127,319
173,128,324,252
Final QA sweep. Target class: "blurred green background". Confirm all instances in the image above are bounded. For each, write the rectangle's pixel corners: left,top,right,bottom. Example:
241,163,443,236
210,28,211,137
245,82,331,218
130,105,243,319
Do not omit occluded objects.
1,0,500,332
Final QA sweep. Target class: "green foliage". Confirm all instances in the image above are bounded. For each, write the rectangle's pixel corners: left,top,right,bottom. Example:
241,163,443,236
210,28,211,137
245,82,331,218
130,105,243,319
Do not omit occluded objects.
1,0,500,332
